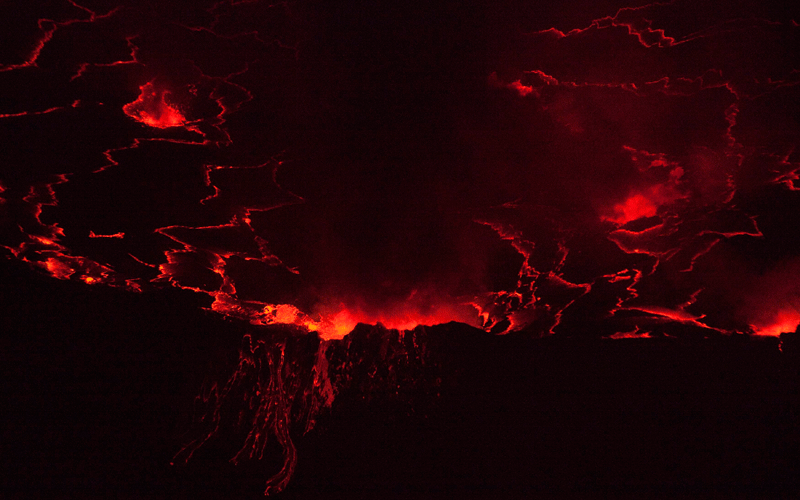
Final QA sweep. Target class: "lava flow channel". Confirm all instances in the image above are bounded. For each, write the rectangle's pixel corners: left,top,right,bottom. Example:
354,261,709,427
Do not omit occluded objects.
1,0,799,494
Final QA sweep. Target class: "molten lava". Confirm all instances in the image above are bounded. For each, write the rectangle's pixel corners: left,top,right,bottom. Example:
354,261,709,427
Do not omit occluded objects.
311,304,480,340
212,299,479,341
122,82,186,129
605,193,660,225
751,310,800,336
2,0,800,494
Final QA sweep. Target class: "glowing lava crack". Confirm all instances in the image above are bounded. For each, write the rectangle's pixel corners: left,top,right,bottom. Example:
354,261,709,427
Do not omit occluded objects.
123,82,187,129
1,0,800,494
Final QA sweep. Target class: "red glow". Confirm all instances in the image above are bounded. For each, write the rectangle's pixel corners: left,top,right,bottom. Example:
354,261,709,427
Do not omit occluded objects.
602,180,684,225
509,81,534,96
314,304,479,340
607,328,652,339
214,299,479,340
489,72,536,97
42,257,74,280
2,0,800,494
617,302,727,334
88,231,124,238
605,193,659,224
122,82,186,129
750,310,800,337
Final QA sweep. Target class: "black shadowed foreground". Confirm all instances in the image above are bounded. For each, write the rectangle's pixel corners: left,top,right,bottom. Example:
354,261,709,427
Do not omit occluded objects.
2,261,799,498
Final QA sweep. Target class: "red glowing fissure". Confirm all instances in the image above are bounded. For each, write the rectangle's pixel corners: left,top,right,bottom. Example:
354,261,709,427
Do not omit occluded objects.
3,1,797,339
123,82,187,129
2,0,800,494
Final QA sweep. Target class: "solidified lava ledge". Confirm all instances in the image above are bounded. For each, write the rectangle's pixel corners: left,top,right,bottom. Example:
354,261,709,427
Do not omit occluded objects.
1,0,799,496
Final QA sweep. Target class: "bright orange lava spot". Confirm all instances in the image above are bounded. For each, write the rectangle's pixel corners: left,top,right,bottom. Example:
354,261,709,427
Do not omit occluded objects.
123,82,186,129
88,231,125,239
603,171,684,225
508,80,534,96
43,258,74,279
253,301,478,340
606,193,658,225
32,235,57,246
750,309,800,336
608,329,652,339
313,304,479,340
